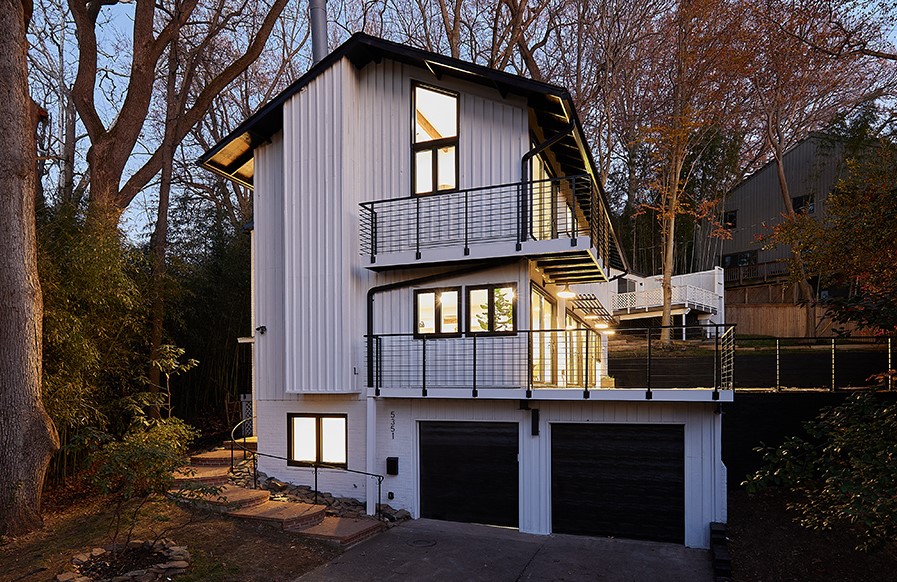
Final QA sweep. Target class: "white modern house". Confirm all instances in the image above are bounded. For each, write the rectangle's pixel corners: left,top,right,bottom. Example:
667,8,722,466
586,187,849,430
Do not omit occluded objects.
200,34,731,548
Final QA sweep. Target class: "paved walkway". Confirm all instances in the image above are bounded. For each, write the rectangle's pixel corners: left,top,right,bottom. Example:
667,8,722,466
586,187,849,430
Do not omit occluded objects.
296,519,713,582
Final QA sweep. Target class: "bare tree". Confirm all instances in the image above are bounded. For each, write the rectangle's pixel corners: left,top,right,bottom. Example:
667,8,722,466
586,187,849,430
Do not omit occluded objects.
741,0,890,330
68,0,289,220
0,0,60,536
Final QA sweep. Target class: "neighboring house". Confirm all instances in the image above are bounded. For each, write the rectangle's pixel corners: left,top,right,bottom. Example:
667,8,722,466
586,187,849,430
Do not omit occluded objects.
722,136,844,336
200,34,730,548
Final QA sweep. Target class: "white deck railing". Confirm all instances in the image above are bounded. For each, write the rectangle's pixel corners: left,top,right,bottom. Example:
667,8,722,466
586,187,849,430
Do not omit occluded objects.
612,285,720,313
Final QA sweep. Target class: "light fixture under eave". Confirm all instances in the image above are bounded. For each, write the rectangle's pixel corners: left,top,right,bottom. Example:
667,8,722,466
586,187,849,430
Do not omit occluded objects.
593,322,610,329
557,284,576,299
601,329,616,335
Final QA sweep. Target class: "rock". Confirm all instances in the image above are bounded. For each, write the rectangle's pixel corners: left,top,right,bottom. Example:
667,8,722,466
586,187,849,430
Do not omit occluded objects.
72,552,91,565
268,479,289,491
394,509,411,520
136,573,155,582
157,560,190,569
111,576,131,582
73,577,92,582
56,573,77,582
127,540,145,549
123,569,147,578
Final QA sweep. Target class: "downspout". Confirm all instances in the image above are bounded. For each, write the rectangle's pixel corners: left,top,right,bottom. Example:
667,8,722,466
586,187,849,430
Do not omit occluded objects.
366,259,517,393
310,0,328,65
518,121,575,248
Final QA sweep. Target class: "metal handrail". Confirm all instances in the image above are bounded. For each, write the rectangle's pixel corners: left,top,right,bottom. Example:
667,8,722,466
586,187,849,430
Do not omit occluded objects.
229,417,386,519
372,324,737,396
360,174,605,262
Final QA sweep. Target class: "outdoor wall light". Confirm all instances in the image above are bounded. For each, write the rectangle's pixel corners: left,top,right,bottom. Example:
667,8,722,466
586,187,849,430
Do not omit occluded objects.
601,329,616,335
593,322,610,329
557,284,576,299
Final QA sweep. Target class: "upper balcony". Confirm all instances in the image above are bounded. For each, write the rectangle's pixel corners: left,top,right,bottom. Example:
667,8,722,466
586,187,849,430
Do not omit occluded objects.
612,285,721,320
359,175,613,284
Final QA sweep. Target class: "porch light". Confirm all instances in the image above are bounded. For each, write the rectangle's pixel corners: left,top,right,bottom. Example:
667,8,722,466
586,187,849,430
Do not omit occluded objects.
557,284,576,299
601,329,616,336
593,322,610,329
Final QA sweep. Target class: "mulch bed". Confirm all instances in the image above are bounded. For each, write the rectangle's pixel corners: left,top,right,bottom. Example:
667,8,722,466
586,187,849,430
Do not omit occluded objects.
727,489,897,581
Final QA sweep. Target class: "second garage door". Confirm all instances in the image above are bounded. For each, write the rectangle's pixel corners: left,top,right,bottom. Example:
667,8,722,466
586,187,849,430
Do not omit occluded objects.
419,421,518,527
551,423,685,543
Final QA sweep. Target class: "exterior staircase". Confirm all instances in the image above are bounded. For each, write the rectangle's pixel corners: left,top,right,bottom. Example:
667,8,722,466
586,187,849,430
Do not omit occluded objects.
172,445,385,547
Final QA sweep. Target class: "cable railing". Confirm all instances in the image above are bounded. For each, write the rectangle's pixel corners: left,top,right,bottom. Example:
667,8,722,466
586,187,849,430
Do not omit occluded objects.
228,418,385,518
359,174,610,266
733,335,895,391
371,324,735,398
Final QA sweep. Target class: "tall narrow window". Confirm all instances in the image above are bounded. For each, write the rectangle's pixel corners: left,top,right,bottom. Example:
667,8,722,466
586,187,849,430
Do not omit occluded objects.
415,288,461,337
531,285,556,385
467,284,517,334
413,84,459,195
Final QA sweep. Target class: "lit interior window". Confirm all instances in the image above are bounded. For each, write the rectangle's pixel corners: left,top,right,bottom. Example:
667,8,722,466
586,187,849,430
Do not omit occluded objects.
494,287,515,332
469,288,490,332
415,87,457,142
291,417,316,463
418,292,436,334
440,291,459,333
320,417,347,465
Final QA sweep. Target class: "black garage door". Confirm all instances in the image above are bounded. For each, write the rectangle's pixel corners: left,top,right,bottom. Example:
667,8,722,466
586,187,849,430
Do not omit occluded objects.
551,424,684,543
419,421,518,527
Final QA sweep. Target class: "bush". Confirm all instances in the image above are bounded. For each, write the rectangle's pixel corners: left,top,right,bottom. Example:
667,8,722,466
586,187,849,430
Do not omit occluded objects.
744,394,897,551
87,418,198,547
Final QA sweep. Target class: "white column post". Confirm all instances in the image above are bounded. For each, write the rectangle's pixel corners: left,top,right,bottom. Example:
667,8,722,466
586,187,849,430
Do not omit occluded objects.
365,396,377,515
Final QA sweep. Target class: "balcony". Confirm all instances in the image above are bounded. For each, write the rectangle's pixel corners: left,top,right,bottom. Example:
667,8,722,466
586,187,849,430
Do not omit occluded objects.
359,175,613,283
369,325,735,402
612,285,721,320
724,261,789,285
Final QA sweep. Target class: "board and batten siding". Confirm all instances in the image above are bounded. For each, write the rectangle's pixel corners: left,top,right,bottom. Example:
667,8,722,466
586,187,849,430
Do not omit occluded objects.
368,399,725,548
723,138,843,263
276,56,532,394
253,134,288,402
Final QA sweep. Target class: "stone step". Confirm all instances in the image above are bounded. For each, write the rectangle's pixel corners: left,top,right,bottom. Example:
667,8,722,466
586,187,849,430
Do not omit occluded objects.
174,484,270,512
229,500,326,531
289,516,385,548
222,436,257,452
191,448,251,467
172,465,231,487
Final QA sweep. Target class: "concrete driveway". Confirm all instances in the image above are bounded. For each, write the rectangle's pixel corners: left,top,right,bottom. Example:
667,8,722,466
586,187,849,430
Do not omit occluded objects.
296,519,713,582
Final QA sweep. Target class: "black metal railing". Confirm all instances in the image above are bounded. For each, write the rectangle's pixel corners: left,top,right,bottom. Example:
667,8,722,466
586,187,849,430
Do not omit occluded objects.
359,175,610,265
733,335,895,391
371,324,735,398
229,418,386,518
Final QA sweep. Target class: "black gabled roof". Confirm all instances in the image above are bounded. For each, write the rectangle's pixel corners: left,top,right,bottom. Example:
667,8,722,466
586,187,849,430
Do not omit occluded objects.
198,32,628,272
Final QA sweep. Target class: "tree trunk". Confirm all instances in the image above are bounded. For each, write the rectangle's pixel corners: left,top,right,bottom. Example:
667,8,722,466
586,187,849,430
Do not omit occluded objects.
0,0,60,536
148,5,182,416
771,143,817,336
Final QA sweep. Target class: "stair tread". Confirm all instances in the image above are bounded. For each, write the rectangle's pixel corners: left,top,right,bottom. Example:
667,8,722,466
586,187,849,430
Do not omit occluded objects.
187,484,269,505
230,500,325,522
293,516,383,540
191,449,249,465
174,465,230,479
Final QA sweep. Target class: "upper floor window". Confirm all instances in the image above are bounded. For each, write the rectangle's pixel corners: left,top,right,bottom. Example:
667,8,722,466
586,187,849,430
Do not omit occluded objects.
723,210,737,229
792,194,815,214
468,284,516,334
413,84,458,195
415,288,461,337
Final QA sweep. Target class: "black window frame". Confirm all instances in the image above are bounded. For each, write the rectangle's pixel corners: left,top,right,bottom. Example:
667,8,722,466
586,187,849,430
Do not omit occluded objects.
466,283,518,336
286,413,348,468
414,287,463,338
412,82,460,196
792,194,815,214
723,210,737,229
